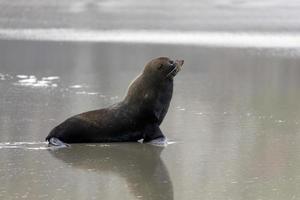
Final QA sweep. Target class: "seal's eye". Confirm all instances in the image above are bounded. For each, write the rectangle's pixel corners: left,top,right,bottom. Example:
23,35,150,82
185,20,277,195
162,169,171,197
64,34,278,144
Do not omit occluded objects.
158,64,164,70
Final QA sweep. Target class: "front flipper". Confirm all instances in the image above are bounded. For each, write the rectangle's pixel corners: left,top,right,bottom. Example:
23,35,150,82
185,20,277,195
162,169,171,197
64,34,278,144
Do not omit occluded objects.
147,137,168,146
143,124,165,143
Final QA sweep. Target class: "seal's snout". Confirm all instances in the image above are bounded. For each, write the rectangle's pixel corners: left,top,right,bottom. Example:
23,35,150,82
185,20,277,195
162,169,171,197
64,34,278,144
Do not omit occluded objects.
166,59,184,78
176,60,184,68
175,59,184,72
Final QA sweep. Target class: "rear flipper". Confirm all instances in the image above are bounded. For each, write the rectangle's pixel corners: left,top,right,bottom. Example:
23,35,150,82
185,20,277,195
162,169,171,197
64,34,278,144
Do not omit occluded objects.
48,137,70,148
143,124,165,143
46,117,82,145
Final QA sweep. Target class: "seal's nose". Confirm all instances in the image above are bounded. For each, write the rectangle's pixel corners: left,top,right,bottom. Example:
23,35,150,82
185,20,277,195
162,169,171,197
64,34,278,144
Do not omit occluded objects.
176,60,184,67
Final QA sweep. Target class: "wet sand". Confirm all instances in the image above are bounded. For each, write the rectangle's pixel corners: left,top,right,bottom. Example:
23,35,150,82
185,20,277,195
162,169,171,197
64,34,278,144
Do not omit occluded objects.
0,40,300,200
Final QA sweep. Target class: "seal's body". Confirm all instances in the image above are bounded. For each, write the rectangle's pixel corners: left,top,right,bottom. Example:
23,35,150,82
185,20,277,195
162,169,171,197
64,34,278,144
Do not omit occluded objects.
46,57,184,144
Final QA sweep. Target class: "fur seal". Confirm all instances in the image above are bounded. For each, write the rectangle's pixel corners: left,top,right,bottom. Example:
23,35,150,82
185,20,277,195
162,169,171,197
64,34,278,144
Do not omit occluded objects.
46,57,184,144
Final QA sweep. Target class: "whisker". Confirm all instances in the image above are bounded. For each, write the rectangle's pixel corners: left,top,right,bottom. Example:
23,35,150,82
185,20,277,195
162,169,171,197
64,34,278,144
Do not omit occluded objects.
166,66,178,77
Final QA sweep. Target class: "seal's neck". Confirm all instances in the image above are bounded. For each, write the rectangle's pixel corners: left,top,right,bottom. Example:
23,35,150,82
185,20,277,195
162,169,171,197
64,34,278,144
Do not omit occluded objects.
122,73,173,107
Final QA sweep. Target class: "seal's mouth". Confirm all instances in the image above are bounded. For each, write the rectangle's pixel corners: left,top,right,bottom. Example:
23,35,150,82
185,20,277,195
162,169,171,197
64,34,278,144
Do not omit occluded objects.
167,60,184,78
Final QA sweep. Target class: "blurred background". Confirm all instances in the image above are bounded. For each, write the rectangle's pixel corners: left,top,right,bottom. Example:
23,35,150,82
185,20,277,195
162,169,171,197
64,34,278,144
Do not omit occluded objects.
0,1,300,200
1,0,300,31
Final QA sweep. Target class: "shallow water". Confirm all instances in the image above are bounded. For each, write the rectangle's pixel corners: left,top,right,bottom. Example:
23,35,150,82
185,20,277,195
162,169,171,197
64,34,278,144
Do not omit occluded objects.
0,40,300,200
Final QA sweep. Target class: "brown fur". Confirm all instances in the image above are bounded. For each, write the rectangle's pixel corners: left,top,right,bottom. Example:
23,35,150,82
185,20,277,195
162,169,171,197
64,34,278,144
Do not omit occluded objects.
46,57,184,143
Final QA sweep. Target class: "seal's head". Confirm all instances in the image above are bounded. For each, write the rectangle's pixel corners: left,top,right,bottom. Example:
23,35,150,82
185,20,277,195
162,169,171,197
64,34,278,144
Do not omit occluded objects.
143,57,184,80
125,57,184,107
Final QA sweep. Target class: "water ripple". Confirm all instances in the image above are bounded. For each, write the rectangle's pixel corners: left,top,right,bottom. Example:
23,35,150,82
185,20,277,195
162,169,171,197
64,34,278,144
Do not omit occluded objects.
0,142,49,150
0,29,300,48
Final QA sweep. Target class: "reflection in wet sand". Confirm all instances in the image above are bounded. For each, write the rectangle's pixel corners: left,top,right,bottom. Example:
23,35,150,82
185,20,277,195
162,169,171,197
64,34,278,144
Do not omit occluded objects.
48,144,173,200
0,38,300,199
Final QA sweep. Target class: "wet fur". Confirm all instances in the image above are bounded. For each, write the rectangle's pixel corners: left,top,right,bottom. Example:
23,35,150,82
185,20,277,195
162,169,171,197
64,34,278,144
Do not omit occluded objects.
46,57,183,143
